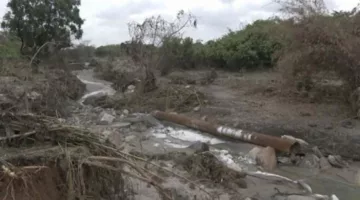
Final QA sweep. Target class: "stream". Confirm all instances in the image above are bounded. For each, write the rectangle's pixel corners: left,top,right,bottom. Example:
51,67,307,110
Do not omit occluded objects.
74,69,360,200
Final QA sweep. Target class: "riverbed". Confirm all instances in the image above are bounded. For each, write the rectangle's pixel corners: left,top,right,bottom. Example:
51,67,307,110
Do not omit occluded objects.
74,69,360,200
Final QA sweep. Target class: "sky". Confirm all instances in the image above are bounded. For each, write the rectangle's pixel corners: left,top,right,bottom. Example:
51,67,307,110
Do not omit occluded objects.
0,0,359,46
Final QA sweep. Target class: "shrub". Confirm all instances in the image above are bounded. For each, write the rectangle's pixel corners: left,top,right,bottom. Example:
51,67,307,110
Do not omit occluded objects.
275,0,360,99
198,19,282,70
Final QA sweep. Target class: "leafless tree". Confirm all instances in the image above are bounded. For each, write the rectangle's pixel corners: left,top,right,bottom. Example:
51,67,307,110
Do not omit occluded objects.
127,10,197,93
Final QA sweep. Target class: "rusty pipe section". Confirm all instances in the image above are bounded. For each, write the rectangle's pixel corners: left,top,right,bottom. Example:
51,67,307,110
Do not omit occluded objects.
151,110,299,153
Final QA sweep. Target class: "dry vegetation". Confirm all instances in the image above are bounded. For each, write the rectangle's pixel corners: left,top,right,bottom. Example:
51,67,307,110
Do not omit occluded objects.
2,0,360,199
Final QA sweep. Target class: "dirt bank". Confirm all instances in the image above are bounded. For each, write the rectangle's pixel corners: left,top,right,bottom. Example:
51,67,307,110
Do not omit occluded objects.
0,62,86,116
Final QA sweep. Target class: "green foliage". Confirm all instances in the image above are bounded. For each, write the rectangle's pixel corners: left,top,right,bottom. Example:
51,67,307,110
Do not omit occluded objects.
1,0,84,55
159,37,196,74
199,19,282,70
95,44,123,57
0,32,21,58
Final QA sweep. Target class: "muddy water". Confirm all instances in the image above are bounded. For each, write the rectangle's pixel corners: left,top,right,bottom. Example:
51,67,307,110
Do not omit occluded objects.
76,69,360,200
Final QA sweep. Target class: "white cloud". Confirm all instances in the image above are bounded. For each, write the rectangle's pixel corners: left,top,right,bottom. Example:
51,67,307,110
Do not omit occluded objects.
0,0,359,46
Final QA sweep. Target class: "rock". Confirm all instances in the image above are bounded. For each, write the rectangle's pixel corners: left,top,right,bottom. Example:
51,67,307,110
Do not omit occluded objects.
193,106,200,112
319,157,332,170
341,120,354,129
187,141,209,153
102,130,112,139
98,112,115,125
298,154,320,169
255,146,277,171
127,85,136,91
125,85,136,93
277,157,291,164
328,155,347,168
312,146,324,158
248,146,262,161
123,109,130,116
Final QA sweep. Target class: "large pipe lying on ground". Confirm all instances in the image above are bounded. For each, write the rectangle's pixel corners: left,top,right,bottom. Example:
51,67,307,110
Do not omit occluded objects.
151,110,299,154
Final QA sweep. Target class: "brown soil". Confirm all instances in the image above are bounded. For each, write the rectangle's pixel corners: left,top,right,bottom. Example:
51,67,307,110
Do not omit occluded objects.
0,166,64,200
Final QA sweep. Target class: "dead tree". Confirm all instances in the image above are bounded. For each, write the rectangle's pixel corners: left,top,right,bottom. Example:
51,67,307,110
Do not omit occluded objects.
127,10,197,93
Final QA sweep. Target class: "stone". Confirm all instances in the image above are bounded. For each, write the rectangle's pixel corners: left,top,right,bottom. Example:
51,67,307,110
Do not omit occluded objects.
298,154,320,169
127,85,136,91
328,155,347,168
123,109,130,115
341,120,354,129
319,157,332,170
187,141,210,153
193,106,200,112
98,112,115,125
248,146,262,161
255,146,277,171
102,130,112,139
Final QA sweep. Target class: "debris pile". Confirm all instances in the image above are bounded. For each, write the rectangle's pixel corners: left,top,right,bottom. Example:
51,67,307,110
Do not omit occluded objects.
0,112,176,200
90,85,207,113
0,69,86,117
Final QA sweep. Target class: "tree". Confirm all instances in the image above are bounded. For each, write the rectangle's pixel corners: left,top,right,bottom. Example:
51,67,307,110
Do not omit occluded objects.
1,0,84,56
127,10,197,92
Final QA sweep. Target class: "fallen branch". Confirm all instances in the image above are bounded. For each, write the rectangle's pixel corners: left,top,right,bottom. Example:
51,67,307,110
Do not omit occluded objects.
0,131,36,141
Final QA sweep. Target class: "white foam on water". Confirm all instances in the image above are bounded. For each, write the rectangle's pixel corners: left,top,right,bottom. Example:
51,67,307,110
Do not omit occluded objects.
152,133,167,139
150,126,225,145
212,149,243,171
164,142,188,149
77,77,116,104
78,78,106,86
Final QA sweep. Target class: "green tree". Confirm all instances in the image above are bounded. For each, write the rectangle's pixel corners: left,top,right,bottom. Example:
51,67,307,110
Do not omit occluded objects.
1,0,84,56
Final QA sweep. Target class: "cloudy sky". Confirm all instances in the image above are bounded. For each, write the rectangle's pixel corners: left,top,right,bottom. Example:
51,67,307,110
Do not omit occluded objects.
0,0,359,46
